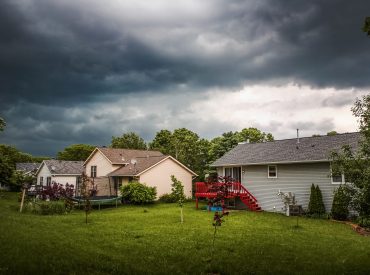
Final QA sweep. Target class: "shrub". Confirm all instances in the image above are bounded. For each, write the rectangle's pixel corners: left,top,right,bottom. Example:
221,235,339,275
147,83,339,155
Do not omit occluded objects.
308,184,326,215
33,201,66,215
38,183,74,201
331,185,351,221
159,193,177,203
357,217,370,228
120,182,156,204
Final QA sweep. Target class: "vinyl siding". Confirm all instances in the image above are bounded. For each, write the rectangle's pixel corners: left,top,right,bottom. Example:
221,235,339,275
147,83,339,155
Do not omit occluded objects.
223,162,337,213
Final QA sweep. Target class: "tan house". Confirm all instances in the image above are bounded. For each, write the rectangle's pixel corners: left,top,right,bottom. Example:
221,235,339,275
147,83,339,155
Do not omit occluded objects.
84,147,197,198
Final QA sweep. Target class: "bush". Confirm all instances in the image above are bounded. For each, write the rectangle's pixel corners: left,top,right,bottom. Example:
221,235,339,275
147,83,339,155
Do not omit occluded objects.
120,182,156,204
331,185,351,221
357,217,370,228
159,193,177,203
32,201,66,215
308,184,326,215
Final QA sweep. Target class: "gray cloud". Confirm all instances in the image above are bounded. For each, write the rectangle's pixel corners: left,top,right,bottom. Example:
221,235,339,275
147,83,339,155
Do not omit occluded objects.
0,0,369,155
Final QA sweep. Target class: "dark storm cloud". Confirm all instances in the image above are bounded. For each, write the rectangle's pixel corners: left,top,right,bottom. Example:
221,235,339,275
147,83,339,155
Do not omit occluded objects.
0,0,369,155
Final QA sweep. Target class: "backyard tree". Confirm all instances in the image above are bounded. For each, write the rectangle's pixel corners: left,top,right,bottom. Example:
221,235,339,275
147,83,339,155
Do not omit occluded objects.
111,132,147,149
331,95,370,220
149,129,174,155
57,144,95,161
170,175,186,223
80,172,94,224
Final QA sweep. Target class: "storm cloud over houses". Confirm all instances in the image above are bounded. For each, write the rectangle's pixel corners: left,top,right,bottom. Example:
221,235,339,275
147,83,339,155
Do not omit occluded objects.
0,0,369,155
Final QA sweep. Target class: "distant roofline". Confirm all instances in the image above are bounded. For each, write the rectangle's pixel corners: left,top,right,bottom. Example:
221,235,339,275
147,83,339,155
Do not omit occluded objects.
237,131,360,145
211,159,330,167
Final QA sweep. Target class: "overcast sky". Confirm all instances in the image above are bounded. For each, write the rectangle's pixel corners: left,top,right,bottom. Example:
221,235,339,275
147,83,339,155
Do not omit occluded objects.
0,0,369,156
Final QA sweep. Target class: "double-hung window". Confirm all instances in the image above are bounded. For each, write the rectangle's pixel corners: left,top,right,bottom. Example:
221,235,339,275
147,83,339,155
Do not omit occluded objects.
268,165,277,178
91,166,97,178
46,177,51,186
40,177,44,185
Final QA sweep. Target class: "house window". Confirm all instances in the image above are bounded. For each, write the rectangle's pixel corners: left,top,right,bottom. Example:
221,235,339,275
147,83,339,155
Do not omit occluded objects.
268,165,277,178
224,167,241,182
91,166,97,178
331,173,345,184
46,177,51,186
40,177,43,185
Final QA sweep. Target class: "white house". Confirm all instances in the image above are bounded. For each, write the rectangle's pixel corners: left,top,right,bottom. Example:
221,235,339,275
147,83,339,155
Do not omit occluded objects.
84,147,198,198
36,160,84,191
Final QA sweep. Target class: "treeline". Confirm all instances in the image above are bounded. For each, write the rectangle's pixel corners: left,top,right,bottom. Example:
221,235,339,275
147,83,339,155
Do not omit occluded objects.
0,115,273,186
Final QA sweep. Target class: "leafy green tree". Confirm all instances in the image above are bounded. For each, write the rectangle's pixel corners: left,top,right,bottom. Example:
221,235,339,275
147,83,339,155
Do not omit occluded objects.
171,175,186,223
149,130,174,155
111,132,147,149
327,131,338,136
331,95,370,218
209,131,240,162
10,170,36,190
238,127,274,143
0,157,12,187
0,117,5,131
57,144,95,161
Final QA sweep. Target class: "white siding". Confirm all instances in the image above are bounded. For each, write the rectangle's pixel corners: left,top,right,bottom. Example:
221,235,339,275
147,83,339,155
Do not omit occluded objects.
85,150,116,177
222,162,337,213
51,176,79,187
37,163,51,186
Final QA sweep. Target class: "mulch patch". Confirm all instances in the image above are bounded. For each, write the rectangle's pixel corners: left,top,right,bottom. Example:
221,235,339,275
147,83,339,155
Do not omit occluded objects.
331,219,370,236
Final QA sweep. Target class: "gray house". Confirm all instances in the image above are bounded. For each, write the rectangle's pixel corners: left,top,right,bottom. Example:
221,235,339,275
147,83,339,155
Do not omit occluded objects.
211,132,361,213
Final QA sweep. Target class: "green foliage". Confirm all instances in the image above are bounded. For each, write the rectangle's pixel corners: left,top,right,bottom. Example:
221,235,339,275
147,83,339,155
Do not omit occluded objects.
9,170,36,190
308,184,326,215
120,182,156,204
0,157,13,187
158,193,177,203
331,185,351,221
327,131,338,136
357,216,370,228
111,132,147,149
80,172,94,223
170,175,185,206
30,200,67,215
57,144,95,161
149,130,173,155
363,16,370,36
331,95,370,218
0,117,5,131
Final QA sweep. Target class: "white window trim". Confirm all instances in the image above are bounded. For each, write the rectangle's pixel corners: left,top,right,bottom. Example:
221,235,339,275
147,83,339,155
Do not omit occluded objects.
268,165,278,179
331,173,345,185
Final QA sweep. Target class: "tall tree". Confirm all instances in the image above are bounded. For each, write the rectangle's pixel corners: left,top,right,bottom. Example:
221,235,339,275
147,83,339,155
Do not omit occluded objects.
331,95,370,218
238,127,274,143
57,144,95,161
0,117,5,131
149,130,174,155
111,132,147,150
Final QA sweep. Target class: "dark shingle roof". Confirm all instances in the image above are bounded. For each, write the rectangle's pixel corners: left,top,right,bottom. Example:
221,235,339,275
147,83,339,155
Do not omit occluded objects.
97,148,164,164
16,163,40,173
211,132,361,166
107,155,168,176
43,160,84,175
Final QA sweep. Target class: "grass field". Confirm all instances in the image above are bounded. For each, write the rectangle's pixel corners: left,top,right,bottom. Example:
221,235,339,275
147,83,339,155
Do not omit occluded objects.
0,192,369,274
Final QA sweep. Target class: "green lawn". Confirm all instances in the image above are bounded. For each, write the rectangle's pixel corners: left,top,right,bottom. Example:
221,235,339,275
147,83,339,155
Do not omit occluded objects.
0,192,369,275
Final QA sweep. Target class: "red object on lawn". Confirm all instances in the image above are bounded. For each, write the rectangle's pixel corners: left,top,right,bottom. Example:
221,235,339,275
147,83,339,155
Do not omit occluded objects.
195,182,262,211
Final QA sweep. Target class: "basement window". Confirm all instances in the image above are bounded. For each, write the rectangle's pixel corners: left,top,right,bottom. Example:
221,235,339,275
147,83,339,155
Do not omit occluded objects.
268,165,277,178
331,173,345,184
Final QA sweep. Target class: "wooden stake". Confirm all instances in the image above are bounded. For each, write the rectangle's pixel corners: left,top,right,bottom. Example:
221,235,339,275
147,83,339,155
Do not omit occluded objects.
19,188,26,213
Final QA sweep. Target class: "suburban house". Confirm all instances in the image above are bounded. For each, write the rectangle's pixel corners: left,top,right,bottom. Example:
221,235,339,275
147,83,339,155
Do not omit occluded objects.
16,163,40,175
84,147,197,198
36,160,84,193
211,132,361,213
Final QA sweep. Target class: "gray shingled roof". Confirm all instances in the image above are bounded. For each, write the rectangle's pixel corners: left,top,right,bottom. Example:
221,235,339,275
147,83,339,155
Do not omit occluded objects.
42,160,84,175
211,132,361,166
16,163,40,173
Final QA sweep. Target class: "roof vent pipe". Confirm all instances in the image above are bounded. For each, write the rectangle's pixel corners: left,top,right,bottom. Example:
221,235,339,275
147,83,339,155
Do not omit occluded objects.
297,129,300,144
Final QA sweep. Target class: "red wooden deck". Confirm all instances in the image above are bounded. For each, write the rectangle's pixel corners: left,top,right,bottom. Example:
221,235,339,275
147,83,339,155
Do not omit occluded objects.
195,182,261,211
